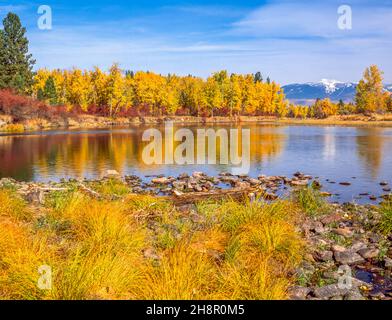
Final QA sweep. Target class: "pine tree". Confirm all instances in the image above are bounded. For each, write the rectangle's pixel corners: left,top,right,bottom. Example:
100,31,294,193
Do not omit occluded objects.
43,76,58,105
0,13,35,93
254,72,263,83
266,77,271,84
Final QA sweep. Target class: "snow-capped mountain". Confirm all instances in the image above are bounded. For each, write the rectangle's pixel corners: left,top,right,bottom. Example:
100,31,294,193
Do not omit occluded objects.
282,80,392,105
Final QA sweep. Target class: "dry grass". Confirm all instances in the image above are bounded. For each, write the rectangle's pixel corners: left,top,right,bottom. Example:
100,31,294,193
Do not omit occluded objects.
0,123,25,133
0,187,305,300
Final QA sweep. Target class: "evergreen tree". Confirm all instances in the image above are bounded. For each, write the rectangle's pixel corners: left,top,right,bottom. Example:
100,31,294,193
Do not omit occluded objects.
254,72,263,83
37,88,45,101
43,76,58,105
0,13,35,93
266,77,271,84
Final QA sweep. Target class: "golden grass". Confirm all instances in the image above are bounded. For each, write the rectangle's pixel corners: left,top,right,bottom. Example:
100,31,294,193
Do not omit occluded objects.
0,189,32,221
0,123,25,133
0,187,305,300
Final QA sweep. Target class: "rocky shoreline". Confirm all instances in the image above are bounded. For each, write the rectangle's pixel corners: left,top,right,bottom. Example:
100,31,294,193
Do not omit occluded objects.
0,171,391,300
293,203,392,300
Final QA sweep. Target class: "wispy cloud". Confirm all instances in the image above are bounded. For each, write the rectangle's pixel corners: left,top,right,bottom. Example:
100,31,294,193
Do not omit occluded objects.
16,0,392,84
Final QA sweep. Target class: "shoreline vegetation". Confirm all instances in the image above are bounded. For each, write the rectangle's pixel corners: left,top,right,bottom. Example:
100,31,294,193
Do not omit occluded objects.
2,114,392,133
0,172,391,300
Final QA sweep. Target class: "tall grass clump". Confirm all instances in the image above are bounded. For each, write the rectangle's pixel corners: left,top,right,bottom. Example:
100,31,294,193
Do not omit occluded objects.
49,195,147,299
294,186,329,217
0,221,55,299
379,199,392,235
133,244,217,300
0,188,32,221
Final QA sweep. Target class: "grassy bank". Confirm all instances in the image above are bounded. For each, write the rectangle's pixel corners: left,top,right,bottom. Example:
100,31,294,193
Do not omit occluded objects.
0,182,305,300
0,181,391,300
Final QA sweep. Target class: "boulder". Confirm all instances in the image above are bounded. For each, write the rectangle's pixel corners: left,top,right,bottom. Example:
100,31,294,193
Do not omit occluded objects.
152,177,171,184
334,251,365,265
313,284,349,299
104,169,121,179
333,228,354,238
358,248,380,260
288,286,311,300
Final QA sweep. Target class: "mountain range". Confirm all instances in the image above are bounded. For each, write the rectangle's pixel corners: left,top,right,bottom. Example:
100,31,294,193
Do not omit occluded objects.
282,79,392,105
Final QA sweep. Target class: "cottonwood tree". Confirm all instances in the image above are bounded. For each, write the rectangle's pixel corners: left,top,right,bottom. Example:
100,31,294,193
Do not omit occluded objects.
356,65,387,114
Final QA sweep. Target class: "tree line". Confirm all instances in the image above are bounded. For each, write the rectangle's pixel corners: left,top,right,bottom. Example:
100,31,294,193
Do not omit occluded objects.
0,12,391,119
33,67,287,117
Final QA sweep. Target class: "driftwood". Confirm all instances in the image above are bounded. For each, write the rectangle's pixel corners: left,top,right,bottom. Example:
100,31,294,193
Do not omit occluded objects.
162,187,277,206
77,183,102,199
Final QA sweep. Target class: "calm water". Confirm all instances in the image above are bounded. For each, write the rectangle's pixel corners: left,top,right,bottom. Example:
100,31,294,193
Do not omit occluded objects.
1,124,392,203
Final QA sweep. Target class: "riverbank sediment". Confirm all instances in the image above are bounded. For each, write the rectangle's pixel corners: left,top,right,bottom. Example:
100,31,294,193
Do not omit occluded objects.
0,172,391,300
2,114,392,133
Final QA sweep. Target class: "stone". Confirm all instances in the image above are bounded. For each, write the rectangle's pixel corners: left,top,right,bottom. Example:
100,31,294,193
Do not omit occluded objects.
288,286,311,300
291,180,309,186
25,189,45,204
350,242,367,252
384,257,392,268
339,182,351,186
332,245,347,253
358,248,380,260
345,290,365,300
235,181,250,189
172,181,186,190
192,171,205,178
314,250,334,262
334,251,365,265
193,184,203,192
178,173,189,179
104,169,120,178
152,177,171,184
321,213,344,225
380,181,389,186
333,228,354,238
313,284,349,299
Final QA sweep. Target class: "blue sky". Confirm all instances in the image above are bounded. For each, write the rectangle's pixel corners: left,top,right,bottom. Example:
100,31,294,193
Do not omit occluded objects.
0,0,391,84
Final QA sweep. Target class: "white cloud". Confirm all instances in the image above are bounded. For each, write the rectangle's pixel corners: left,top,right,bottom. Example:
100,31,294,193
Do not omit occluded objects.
26,1,392,84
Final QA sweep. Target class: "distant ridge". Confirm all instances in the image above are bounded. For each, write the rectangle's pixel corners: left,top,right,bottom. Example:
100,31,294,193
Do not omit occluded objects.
282,80,392,105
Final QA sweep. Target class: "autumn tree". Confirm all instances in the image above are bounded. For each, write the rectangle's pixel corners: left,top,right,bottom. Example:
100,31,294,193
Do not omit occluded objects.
356,65,387,114
106,64,127,116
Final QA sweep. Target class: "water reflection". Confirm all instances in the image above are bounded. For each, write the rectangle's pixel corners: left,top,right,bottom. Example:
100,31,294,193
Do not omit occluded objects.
0,124,391,203
356,128,384,179
0,125,286,181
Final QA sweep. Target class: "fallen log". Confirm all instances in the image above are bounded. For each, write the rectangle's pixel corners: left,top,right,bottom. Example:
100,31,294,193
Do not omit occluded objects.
162,187,278,206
